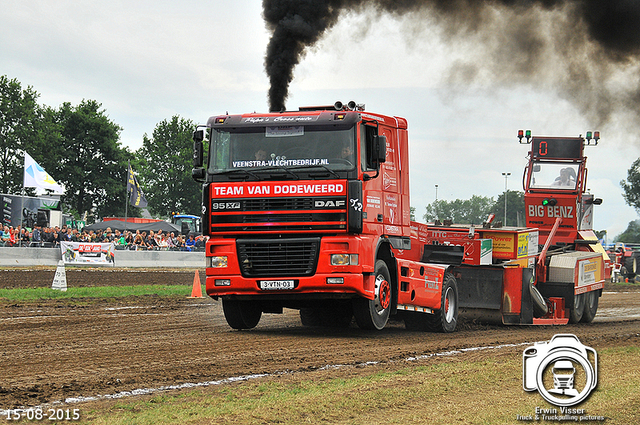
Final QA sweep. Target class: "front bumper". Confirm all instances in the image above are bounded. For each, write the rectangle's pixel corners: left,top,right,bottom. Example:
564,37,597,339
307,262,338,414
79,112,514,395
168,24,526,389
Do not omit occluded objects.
204,234,377,300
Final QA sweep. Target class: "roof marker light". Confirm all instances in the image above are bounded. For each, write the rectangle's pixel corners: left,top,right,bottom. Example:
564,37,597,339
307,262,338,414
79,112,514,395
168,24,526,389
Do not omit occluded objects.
518,129,531,143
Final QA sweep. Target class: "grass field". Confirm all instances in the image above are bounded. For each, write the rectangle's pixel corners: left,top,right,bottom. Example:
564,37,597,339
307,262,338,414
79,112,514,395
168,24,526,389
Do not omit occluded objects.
74,345,639,425
3,284,638,424
0,285,193,301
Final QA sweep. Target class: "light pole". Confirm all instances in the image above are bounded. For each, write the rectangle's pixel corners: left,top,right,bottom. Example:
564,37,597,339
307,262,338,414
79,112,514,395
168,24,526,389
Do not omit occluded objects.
435,184,438,220
502,172,510,226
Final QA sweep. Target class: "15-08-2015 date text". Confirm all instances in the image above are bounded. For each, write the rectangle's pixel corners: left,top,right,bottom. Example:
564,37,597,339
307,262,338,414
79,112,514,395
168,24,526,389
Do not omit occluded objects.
4,408,80,421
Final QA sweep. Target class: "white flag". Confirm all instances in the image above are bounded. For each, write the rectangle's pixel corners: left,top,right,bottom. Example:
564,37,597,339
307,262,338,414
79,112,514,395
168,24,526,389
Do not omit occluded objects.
23,152,65,194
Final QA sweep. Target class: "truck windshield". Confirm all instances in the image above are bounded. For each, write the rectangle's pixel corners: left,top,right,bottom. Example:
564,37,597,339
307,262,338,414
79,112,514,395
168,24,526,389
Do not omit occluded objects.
208,124,356,174
529,162,579,190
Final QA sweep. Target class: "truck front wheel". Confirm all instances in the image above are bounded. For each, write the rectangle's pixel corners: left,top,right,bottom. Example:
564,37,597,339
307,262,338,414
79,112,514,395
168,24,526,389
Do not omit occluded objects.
353,260,392,330
222,299,262,330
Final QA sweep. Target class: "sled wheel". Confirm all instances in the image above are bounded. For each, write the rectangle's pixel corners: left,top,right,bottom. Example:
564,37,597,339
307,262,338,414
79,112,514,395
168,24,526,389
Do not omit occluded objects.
580,290,599,323
530,282,548,317
568,293,585,324
353,260,392,330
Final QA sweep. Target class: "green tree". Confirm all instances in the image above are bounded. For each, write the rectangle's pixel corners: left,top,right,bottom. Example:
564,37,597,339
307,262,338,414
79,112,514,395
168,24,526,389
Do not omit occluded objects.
0,76,41,194
493,191,525,227
53,100,129,221
136,116,202,217
621,158,640,213
614,220,640,243
423,195,495,225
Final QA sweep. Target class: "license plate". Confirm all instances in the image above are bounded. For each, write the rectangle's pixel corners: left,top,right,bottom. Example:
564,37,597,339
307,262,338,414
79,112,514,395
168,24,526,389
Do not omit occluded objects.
259,280,295,290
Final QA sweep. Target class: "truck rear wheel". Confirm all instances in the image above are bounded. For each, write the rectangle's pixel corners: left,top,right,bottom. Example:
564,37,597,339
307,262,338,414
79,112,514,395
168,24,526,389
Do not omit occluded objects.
222,299,262,330
424,272,458,333
580,291,599,323
568,293,585,324
299,301,353,328
353,260,392,330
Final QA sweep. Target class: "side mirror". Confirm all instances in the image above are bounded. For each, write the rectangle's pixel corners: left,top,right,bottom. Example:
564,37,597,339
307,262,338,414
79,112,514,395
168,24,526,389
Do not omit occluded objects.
192,168,206,181
193,129,204,143
375,135,387,163
193,141,203,168
592,198,603,205
192,129,204,168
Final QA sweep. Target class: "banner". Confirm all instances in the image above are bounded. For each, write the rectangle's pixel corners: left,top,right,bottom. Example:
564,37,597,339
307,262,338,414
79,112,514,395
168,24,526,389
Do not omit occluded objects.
60,242,115,265
23,152,65,194
127,164,148,208
2,194,60,228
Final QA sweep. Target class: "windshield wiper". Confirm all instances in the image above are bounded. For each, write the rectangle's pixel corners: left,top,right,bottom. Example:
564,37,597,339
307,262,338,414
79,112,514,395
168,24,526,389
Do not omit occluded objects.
214,169,261,180
287,164,341,179
259,166,300,180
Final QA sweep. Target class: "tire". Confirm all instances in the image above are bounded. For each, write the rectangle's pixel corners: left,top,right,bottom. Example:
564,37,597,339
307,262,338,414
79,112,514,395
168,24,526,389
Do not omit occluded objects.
424,272,459,333
568,293,585,324
403,311,430,331
222,299,262,330
299,302,353,328
530,283,548,318
353,260,392,330
580,290,599,323
299,308,323,327
623,254,637,278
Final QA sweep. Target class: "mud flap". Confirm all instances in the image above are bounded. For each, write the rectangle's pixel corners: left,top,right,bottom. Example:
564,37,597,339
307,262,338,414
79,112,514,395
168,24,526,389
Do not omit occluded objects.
519,268,534,325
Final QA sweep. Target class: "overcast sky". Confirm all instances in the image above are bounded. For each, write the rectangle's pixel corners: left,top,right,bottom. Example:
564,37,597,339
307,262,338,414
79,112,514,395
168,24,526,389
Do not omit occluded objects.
2,0,639,240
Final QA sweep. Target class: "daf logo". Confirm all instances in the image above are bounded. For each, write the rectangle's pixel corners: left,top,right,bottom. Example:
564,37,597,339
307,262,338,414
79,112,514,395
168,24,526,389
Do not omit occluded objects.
315,200,346,208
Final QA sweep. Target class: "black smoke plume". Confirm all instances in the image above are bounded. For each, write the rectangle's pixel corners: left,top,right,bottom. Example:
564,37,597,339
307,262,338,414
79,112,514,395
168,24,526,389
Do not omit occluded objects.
263,0,640,124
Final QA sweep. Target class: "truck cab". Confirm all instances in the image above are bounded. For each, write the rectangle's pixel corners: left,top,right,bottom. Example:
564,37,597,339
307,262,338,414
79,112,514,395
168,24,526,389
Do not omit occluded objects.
191,102,445,331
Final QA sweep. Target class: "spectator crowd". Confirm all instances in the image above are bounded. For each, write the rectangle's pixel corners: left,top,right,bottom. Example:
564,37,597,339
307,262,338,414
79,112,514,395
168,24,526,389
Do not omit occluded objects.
0,224,207,251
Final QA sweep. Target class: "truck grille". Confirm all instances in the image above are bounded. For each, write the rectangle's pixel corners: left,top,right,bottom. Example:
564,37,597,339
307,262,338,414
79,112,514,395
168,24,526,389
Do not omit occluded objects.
210,196,347,234
243,198,314,210
237,238,320,277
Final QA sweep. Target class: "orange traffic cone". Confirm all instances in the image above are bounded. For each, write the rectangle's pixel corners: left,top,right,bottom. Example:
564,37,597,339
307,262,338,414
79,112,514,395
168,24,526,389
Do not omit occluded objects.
188,270,204,298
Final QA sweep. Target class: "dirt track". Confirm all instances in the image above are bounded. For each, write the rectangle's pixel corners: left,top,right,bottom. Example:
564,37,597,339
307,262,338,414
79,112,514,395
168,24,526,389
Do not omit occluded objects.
1,268,639,410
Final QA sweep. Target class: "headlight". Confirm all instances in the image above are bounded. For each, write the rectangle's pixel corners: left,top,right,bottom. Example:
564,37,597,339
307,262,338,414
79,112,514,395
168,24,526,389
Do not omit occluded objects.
330,254,358,266
326,277,344,284
215,279,231,286
209,256,228,268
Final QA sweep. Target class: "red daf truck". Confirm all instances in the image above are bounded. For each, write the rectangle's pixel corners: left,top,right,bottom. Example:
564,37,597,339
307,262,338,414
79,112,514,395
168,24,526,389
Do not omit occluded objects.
191,103,608,331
